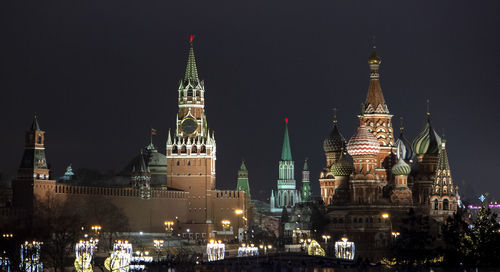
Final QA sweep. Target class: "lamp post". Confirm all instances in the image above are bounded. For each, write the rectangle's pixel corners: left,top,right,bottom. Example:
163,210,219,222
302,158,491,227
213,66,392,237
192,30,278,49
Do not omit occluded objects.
321,235,331,244
221,220,231,242
381,213,392,247
234,209,243,242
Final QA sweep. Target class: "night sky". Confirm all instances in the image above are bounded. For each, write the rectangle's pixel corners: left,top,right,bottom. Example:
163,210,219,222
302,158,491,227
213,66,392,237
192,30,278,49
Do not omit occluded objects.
1,1,499,202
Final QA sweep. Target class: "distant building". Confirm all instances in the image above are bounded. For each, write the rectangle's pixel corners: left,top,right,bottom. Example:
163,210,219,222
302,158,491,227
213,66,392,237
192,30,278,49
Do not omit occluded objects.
318,46,458,254
270,120,303,213
8,37,250,241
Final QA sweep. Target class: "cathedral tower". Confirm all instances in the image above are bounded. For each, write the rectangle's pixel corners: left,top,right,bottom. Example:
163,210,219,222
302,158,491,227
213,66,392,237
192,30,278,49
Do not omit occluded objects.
412,109,441,205
346,121,381,204
360,46,395,182
320,113,346,205
429,138,457,221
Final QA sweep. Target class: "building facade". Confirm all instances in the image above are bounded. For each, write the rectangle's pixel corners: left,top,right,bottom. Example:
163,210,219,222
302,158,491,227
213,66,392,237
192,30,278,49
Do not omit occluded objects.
9,37,249,241
319,46,458,254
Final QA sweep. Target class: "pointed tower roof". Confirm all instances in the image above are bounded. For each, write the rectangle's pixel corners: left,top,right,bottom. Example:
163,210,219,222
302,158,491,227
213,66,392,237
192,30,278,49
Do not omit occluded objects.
395,118,414,161
183,35,199,85
31,115,41,131
281,118,292,161
303,158,309,171
240,160,247,171
364,45,389,114
323,109,346,152
432,138,454,196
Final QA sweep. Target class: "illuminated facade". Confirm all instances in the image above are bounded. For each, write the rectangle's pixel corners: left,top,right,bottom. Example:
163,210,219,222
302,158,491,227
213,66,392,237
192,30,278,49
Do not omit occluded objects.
10,37,249,240
270,120,302,213
320,46,458,253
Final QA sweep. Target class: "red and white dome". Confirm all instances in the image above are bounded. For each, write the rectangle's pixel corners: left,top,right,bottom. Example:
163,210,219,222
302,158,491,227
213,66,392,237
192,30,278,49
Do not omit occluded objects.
346,123,380,156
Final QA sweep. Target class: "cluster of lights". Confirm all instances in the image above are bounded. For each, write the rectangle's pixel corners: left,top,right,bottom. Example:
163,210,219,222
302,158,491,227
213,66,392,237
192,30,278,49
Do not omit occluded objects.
206,239,225,262
321,234,331,243
0,256,11,272
2,234,13,238
104,240,133,272
164,221,174,232
391,232,400,238
75,240,94,272
237,243,259,257
468,204,500,210
20,241,43,272
335,237,355,261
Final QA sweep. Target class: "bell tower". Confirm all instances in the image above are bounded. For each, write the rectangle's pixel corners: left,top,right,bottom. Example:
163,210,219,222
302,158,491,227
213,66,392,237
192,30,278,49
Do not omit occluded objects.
360,45,395,182
166,36,216,224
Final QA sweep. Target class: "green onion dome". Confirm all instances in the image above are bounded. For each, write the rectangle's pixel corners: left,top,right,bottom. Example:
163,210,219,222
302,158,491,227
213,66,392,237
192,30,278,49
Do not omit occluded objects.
330,152,354,177
412,116,441,155
323,123,346,153
391,158,411,176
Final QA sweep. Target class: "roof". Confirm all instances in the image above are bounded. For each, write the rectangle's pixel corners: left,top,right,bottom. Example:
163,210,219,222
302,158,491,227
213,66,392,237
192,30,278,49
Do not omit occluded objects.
346,122,380,156
412,115,441,155
281,119,292,161
31,115,41,131
364,46,389,114
184,36,199,85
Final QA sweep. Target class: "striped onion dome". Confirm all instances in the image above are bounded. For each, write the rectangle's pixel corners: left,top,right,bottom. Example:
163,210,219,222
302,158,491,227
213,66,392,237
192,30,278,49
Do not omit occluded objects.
346,122,380,156
391,158,411,176
323,123,346,152
330,152,354,176
412,116,441,155
395,131,414,161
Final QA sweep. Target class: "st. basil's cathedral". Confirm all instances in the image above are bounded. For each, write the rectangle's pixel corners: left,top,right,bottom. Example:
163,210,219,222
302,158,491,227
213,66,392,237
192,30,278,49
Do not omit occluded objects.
318,46,458,253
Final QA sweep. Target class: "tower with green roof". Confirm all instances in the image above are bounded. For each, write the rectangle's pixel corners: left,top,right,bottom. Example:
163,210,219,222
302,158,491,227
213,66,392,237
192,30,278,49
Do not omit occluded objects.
236,160,251,198
270,119,301,213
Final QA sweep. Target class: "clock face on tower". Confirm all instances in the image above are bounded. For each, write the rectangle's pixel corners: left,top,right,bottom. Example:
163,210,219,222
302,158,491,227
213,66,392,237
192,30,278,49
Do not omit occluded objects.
181,117,198,135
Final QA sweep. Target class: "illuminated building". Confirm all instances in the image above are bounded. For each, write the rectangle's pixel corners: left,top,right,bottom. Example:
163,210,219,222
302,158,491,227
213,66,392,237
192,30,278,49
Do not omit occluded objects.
10,37,249,239
320,45,458,254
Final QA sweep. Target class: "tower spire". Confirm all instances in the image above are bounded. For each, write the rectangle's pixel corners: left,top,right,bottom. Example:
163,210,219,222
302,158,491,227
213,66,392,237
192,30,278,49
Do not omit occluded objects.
184,34,199,84
364,45,388,114
281,118,292,161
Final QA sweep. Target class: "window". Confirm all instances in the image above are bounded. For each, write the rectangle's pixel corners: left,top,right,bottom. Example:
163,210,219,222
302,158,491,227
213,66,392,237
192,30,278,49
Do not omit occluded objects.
443,199,449,210
176,161,180,166
37,135,42,144
187,161,191,166
434,199,439,210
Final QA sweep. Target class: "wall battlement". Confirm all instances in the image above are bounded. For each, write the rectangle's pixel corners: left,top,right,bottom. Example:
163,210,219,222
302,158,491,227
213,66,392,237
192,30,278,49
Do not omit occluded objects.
51,183,188,199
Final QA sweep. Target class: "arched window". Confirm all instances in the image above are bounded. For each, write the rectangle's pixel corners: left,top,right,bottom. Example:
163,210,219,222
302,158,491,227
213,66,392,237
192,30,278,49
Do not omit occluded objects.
172,145,178,153
37,135,42,144
200,145,206,153
181,145,187,153
443,199,449,210
187,88,193,96
187,161,191,166
434,199,439,210
192,145,197,153
176,161,180,166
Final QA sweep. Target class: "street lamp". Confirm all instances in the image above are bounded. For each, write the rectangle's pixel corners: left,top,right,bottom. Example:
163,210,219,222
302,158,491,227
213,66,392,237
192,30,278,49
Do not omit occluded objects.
234,209,244,242
221,220,231,242
164,221,174,236
381,213,389,219
322,234,331,244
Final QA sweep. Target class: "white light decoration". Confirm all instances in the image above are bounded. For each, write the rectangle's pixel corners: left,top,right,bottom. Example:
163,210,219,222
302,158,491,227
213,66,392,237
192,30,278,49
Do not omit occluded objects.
104,240,133,272
206,240,225,262
20,241,43,272
0,256,11,272
335,237,355,261
237,243,259,257
75,240,94,272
